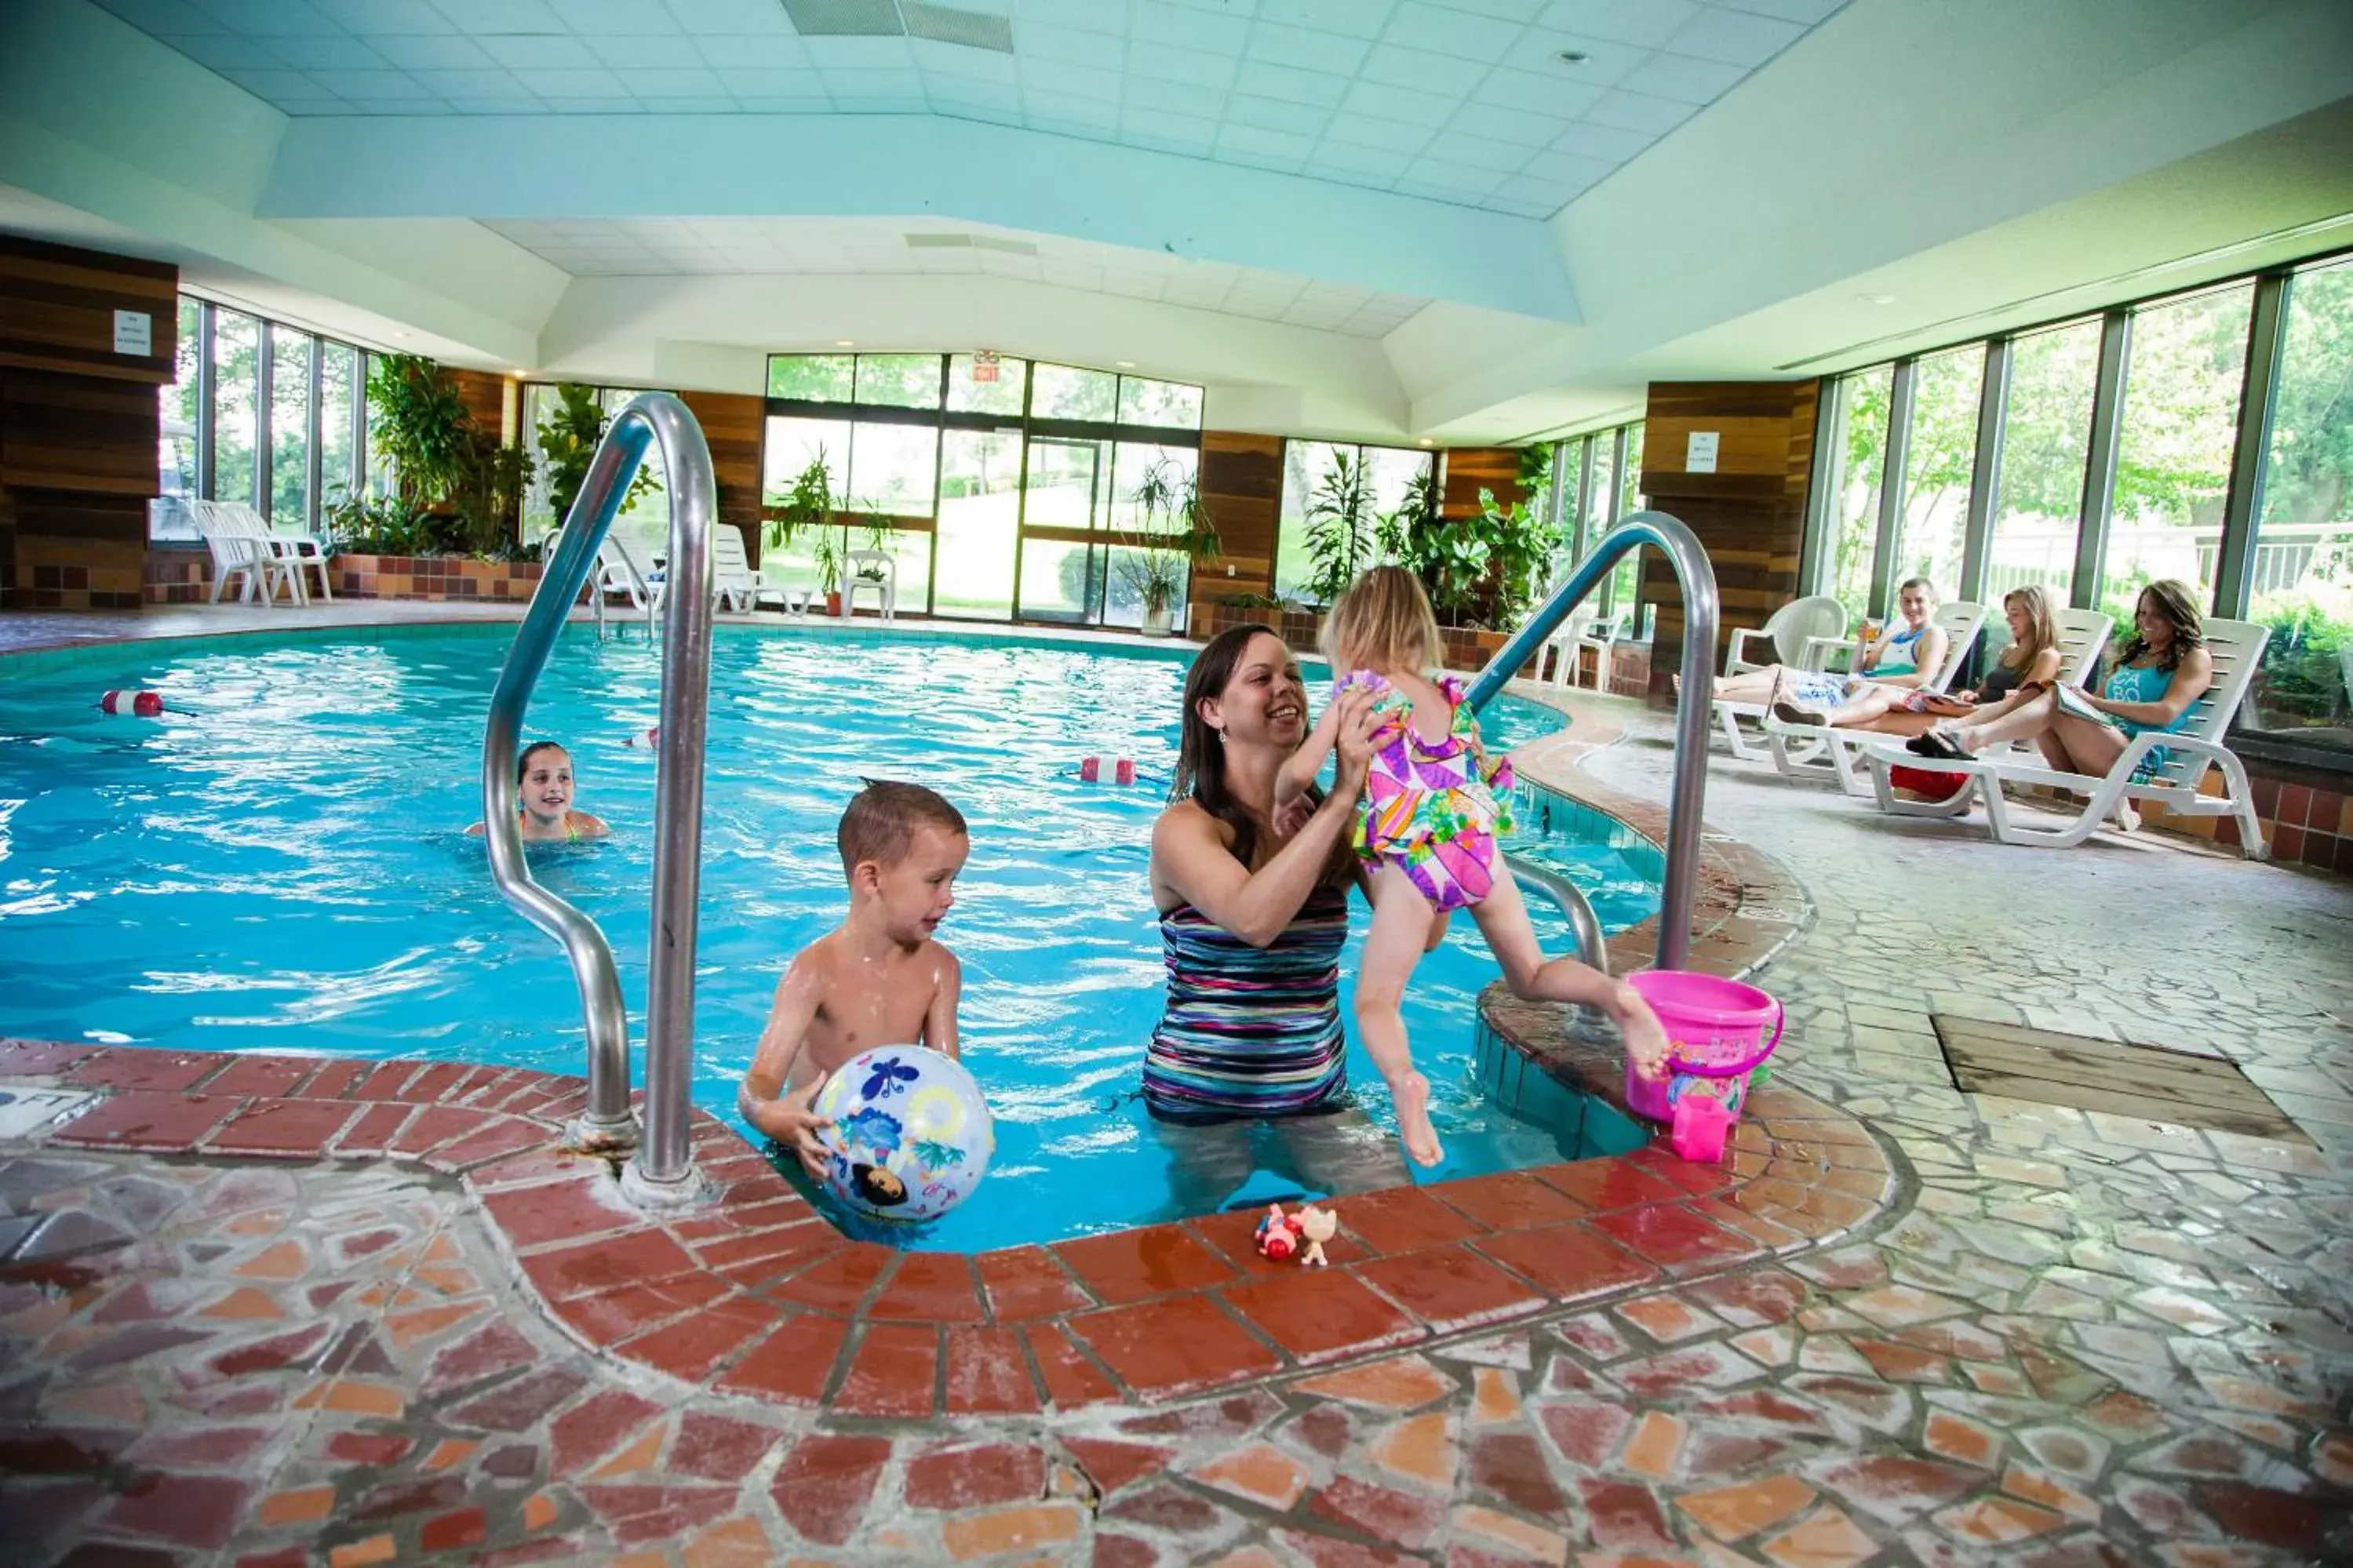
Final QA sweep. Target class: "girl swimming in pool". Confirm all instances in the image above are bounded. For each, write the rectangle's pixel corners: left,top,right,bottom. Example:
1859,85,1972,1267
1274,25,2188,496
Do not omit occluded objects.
466,741,610,844
1276,566,1669,1168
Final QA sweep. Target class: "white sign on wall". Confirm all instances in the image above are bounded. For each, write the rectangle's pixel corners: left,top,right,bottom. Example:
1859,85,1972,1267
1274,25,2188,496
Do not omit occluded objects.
1686,431,1721,474
112,310,152,357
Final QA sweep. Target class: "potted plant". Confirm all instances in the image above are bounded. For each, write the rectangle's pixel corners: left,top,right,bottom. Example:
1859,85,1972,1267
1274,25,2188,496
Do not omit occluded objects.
366,352,535,560
1116,457,1221,635
812,529,845,616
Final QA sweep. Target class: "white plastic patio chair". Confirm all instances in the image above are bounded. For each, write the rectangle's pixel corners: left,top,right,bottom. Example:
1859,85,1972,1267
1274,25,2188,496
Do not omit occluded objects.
1725,594,1846,677
1548,609,1627,690
843,549,895,619
754,561,809,615
1858,617,2271,857
191,500,306,606
1715,599,1986,764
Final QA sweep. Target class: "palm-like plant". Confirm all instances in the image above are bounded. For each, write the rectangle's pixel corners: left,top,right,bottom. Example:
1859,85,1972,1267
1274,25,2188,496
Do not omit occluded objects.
1303,449,1375,606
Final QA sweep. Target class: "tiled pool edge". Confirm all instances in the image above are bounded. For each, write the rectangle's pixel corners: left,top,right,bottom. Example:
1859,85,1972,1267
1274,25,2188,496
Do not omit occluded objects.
3,1035,1895,1417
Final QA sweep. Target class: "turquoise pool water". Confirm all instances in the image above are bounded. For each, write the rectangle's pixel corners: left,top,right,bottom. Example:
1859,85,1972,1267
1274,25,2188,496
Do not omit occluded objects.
0,625,1661,1250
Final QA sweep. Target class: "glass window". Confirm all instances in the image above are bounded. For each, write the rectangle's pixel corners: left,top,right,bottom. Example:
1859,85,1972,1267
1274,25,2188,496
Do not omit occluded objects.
1276,440,1349,606
1607,424,1646,621
1022,435,1109,532
853,354,943,410
210,308,260,508
2245,257,2353,743
767,354,855,402
599,388,670,551
1109,442,1199,535
1985,320,2100,604
762,415,852,511
846,421,939,517
159,297,200,504
268,326,312,528
1030,363,1118,422
319,341,356,508
947,352,1026,417
1892,347,1983,606
2103,284,2253,625
1824,367,1892,620
934,428,1021,619
1116,375,1203,430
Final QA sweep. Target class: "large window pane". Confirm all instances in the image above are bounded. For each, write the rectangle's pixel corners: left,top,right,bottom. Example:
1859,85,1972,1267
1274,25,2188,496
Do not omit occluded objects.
159,297,200,504
761,415,853,511
1109,442,1199,535
2103,284,2252,625
1021,435,1109,620
1030,363,1118,421
1607,424,1646,623
268,326,312,528
846,420,939,517
1116,375,1203,430
1276,439,1351,606
1363,446,1433,519
767,354,855,402
853,353,943,410
1985,321,2100,603
947,352,1026,416
1824,367,1892,620
851,527,931,615
934,428,1020,619
599,388,669,555
319,342,356,507
1892,348,1982,606
210,309,260,508
2246,258,2353,743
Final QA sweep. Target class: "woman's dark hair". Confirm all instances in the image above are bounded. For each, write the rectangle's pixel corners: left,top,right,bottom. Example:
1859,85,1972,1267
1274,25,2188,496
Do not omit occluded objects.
2115,578,2205,674
1171,626,1350,884
516,740,567,784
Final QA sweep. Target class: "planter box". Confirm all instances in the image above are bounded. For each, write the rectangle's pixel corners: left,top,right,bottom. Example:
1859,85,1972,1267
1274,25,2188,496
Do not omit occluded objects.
1189,600,1324,653
333,554,545,602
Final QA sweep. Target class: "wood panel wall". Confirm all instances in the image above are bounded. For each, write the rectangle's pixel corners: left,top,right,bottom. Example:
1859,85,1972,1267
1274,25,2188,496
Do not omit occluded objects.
1439,446,1527,519
1186,430,1282,630
0,237,176,609
679,388,765,565
1637,380,1822,695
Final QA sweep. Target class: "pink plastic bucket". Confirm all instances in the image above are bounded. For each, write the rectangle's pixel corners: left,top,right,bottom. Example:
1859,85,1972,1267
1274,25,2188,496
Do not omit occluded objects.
1623,970,1783,1124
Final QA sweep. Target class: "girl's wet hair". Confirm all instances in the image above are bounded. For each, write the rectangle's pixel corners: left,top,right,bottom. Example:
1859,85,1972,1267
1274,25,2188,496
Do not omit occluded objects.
1323,565,1442,675
516,740,568,783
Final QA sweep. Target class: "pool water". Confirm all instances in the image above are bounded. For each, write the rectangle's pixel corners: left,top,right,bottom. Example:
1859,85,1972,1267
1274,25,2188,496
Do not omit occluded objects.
0,625,1660,1250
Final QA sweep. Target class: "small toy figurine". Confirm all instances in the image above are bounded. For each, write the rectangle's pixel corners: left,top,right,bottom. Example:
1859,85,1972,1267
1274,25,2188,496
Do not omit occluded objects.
1295,1203,1337,1268
1253,1203,1298,1261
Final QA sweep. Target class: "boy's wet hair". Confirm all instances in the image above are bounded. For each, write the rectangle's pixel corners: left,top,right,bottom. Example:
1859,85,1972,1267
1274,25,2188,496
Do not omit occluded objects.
838,780,967,878
517,740,568,784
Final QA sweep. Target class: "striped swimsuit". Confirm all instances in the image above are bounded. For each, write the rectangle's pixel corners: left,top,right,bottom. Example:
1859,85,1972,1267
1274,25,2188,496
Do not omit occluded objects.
1142,884,1350,1122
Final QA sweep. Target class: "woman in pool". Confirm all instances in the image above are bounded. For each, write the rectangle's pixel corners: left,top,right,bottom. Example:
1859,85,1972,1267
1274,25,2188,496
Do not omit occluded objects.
1712,577,1948,711
1909,579,2213,784
1143,626,1411,1210
1766,584,2065,736
467,740,610,844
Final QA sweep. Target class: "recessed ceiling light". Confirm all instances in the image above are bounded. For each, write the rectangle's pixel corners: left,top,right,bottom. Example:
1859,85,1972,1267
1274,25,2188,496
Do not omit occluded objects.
1418,438,1434,447
1557,49,1589,64
1116,360,1135,368
835,339,855,347
390,329,410,339
1856,293,1896,306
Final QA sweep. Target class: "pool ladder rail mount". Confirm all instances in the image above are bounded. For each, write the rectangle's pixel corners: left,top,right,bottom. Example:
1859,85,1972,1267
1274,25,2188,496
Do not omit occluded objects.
482,391,718,1210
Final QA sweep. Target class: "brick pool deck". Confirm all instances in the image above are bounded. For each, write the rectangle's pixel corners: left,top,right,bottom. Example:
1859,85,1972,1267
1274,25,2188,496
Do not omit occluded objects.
4,605,2351,1566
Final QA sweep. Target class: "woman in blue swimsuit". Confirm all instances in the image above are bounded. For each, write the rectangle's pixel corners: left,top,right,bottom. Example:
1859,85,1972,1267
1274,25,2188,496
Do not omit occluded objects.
1918,579,2213,784
1715,577,1948,711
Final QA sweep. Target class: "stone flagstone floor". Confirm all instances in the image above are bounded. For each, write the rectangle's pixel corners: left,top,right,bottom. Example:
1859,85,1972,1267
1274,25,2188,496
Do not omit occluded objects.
4,684,2352,1566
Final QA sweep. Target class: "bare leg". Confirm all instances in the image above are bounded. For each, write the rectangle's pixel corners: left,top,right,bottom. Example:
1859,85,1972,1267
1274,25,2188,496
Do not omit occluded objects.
1813,686,1900,729
1714,667,1790,704
1355,864,1443,1167
1468,862,1672,1078
1943,689,2059,751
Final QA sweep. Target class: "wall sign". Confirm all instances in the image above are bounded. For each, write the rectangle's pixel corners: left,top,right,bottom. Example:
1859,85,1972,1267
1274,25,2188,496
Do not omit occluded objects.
1686,430,1720,473
972,349,1000,384
113,309,152,356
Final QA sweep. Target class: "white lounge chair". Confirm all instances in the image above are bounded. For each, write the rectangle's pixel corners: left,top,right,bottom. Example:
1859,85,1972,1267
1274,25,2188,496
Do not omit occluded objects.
1768,607,2113,795
1858,617,2271,857
1715,599,1987,763
843,549,896,619
754,561,810,615
211,500,336,602
1545,609,1628,690
1725,593,1846,677
191,500,307,606
711,526,758,613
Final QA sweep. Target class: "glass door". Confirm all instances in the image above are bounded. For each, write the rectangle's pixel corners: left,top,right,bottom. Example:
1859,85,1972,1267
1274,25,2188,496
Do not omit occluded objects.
1017,435,1109,624
934,428,1021,620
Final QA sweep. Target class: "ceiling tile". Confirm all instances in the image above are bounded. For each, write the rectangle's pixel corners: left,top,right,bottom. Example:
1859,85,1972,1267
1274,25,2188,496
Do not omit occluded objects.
344,97,450,114
430,0,566,32
1401,155,1506,193
1447,100,1568,147
1514,30,1642,86
157,33,284,71
1430,0,1548,19
1247,22,1368,75
217,67,340,100
1471,64,1601,115
443,94,542,112
585,35,709,68
661,0,799,31
365,35,497,69
1552,118,1654,162
1718,0,1843,21
1357,42,1481,95
1256,0,1396,38
691,35,812,67
1128,5,1246,53
537,94,643,111
1232,62,1350,108
1120,107,1218,152
913,38,1019,80
260,36,392,71
478,35,600,68
1382,2,1525,63
1307,142,1411,177
1021,57,1124,100
552,0,683,33
1425,129,1535,173
509,65,629,94
822,66,928,96
1017,0,1130,33
1338,80,1456,128
94,0,227,34
1226,94,1328,136
1581,85,1696,133
1666,5,1805,66
1320,111,1433,154
1534,0,1699,47
738,93,840,111
1515,147,1612,185
1129,43,1237,88
1024,89,1121,127
194,0,343,35
715,66,829,96
1124,75,1222,115
802,36,919,68
614,66,727,95
1022,22,1127,69
831,93,932,111
1618,49,1747,103
408,67,536,96
319,69,438,99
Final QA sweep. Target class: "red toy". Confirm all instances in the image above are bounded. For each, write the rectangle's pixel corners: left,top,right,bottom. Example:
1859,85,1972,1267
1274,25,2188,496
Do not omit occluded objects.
1253,1203,1298,1261
98,690,165,718
1670,1093,1736,1164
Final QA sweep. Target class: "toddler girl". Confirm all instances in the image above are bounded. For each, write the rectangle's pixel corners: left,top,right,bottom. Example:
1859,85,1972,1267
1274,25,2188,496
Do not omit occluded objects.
1277,566,1668,1167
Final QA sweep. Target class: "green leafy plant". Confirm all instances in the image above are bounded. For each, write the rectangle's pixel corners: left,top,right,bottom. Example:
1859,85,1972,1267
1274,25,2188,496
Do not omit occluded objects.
536,384,660,527
322,487,433,557
1474,485,1562,629
1111,457,1222,628
1375,464,1441,577
365,353,534,558
766,449,836,551
1302,449,1375,607
812,528,845,595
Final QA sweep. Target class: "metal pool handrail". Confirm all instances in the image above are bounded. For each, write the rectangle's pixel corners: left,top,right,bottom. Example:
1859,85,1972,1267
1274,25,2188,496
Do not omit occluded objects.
1463,510,1717,973
483,391,716,1208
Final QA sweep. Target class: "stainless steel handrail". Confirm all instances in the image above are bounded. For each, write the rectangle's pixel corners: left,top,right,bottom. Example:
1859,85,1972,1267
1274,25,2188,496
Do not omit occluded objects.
483,391,717,1207
1464,511,1717,972
1503,851,1608,976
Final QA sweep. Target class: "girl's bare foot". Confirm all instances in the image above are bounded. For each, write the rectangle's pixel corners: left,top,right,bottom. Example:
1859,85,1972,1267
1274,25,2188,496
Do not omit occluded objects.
1669,671,1683,700
1390,1071,1443,1167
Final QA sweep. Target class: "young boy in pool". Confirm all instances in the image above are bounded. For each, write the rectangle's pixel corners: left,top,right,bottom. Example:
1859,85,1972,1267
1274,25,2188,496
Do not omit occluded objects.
738,780,967,1178
466,740,609,843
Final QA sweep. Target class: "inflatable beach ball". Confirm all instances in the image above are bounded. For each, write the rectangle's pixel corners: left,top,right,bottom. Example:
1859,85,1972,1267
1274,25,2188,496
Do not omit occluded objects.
811,1046,994,1223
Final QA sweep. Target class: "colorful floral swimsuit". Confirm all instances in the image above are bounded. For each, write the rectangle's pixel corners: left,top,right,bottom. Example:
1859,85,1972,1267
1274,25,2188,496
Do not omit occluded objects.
1338,671,1515,914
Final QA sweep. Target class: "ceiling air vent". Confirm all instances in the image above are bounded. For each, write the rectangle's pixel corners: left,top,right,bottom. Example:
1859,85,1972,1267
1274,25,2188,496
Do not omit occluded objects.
780,0,905,37
905,233,1036,256
902,1,1014,52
